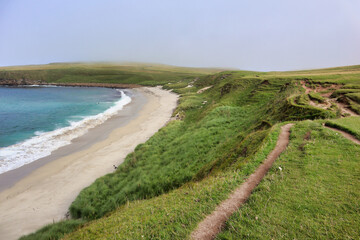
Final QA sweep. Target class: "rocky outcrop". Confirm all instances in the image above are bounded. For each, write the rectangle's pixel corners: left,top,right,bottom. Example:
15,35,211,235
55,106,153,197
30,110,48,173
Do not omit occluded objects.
0,79,44,86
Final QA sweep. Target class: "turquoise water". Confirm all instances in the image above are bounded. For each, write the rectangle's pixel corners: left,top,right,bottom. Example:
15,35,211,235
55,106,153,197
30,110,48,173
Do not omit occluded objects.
0,86,131,174
0,86,120,147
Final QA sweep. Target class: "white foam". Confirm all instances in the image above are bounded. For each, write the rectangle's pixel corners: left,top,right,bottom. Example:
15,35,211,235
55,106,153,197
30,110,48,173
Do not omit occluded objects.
41,85,59,87
0,90,131,174
34,131,45,136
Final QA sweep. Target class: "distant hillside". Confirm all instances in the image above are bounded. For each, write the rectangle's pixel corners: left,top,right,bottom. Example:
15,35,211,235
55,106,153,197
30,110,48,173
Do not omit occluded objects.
0,62,227,86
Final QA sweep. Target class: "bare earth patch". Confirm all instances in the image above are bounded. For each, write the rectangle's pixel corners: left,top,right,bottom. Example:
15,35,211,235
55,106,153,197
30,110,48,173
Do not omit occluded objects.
334,101,358,116
191,124,294,240
308,99,331,110
300,81,358,117
301,81,312,94
197,86,213,94
300,81,341,96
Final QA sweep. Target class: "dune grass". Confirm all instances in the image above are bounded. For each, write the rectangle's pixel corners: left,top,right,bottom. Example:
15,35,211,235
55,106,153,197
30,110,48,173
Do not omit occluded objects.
330,89,360,98
217,121,360,239
69,107,256,219
69,75,294,220
308,92,325,103
19,68,298,239
19,220,86,240
346,92,360,104
64,124,284,240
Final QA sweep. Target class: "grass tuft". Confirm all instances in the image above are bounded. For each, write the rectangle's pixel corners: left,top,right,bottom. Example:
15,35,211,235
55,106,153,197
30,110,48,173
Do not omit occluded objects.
19,220,86,240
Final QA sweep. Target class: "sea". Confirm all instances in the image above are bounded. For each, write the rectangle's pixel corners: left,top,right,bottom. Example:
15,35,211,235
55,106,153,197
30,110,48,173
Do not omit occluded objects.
0,85,131,174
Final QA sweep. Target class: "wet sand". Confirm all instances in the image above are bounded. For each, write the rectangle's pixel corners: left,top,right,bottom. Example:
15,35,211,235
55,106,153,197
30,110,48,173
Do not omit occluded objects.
0,87,178,240
0,89,146,192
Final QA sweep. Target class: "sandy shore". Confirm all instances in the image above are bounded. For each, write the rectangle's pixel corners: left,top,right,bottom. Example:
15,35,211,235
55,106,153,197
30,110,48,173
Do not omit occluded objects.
0,87,178,240
0,88,147,192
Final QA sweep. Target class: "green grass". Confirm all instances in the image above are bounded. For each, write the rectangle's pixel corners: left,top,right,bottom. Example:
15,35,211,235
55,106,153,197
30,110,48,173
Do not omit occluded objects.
296,93,310,105
286,94,336,120
346,92,360,104
325,116,360,140
64,124,284,240
262,65,360,85
331,89,360,98
308,92,325,103
69,75,293,220
0,62,224,86
217,121,360,239
19,220,86,240
348,100,360,114
344,84,360,89
15,63,360,240
328,90,360,114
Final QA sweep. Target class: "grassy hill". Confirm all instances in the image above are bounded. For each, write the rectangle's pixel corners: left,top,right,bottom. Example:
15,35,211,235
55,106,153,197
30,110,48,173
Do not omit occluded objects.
0,62,225,86
3,63,358,239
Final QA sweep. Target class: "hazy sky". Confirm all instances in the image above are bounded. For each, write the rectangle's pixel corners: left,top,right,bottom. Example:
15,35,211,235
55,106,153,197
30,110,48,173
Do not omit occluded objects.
0,0,359,71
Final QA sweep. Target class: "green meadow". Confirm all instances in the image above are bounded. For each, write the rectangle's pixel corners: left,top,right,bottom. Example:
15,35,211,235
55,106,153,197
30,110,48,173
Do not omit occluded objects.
217,121,360,239
2,63,358,239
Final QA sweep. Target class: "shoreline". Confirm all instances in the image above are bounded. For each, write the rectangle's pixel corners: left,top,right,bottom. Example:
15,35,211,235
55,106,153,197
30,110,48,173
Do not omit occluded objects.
0,86,178,240
0,88,145,192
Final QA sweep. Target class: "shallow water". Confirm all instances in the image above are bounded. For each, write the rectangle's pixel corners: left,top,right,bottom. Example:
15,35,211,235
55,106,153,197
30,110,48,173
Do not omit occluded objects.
0,86,131,174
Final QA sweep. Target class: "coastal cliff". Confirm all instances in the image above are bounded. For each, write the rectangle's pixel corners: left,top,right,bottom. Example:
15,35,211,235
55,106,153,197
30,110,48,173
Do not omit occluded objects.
0,79,44,86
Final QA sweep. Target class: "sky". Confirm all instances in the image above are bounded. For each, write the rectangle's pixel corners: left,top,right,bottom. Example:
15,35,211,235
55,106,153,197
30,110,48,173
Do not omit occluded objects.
0,0,359,71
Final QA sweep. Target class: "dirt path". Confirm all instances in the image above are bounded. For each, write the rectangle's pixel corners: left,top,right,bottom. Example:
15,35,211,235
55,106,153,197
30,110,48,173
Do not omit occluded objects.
197,86,213,94
191,124,294,240
335,101,358,116
300,80,341,95
308,99,331,110
301,81,312,94
324,125,360,145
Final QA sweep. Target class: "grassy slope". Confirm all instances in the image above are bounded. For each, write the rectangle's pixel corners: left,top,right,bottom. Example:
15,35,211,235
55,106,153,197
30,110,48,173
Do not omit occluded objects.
69,72,294,220
217,121,360,239
12,64,360,239
64,125,283,240
325,116,360,140
20,68,297,239
0,62,224,86
267,64,360,85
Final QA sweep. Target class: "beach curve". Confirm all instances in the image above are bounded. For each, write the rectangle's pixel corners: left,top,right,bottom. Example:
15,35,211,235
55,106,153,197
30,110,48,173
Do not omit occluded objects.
0,86,178,240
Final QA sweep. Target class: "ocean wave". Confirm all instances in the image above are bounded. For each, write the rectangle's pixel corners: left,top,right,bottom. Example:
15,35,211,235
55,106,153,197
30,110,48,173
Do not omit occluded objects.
0,90,131,174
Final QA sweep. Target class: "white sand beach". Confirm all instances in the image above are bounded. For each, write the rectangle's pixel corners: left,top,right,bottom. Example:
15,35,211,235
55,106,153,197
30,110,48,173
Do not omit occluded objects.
0,87,178,240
